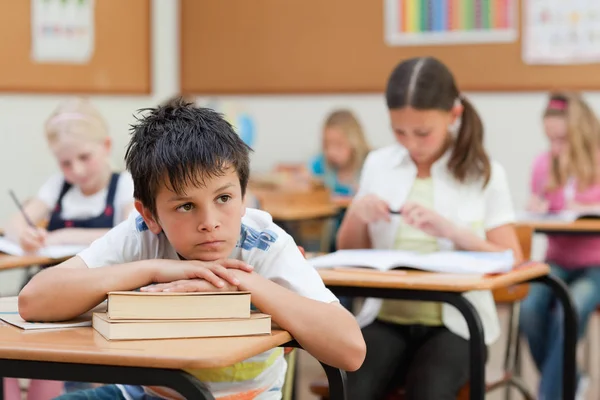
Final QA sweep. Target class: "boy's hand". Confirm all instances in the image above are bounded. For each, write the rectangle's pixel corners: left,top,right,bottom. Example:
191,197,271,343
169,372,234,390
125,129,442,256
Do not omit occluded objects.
140,278,239,293
20,227,47,253
151,259,253,289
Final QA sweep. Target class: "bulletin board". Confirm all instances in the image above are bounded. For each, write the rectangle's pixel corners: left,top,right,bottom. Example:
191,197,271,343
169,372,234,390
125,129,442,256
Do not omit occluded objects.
0,0,151,94
180,0,600,94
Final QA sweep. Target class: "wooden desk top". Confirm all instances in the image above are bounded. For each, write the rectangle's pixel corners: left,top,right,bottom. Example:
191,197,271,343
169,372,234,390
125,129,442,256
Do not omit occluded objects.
518,220,600,233
267,204,340,221
0,322,292,370
0,254,66,271
331,196,352,209
318,262,550,292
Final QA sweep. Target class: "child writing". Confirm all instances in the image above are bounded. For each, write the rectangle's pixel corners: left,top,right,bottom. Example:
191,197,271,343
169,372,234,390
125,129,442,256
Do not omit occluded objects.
337,57,522,400
309,109,370,199
5,97,134,252
18,100,366,400
4,98,135,400
520,92,600,400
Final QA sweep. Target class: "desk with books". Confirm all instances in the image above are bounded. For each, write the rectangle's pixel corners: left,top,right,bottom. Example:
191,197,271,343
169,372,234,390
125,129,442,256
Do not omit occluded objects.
318,262,577,400
0,322,346,400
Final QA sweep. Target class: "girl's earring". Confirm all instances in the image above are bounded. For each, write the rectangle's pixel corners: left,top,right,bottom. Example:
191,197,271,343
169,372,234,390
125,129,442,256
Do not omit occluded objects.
448,119,460,137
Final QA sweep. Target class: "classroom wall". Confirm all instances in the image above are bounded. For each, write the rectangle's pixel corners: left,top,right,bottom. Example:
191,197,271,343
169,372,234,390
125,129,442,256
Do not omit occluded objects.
1,0,598,291
0,0,179,293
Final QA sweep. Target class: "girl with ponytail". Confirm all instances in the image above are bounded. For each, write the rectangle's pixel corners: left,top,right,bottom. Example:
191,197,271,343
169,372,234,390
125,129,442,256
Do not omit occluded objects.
337,57,521,400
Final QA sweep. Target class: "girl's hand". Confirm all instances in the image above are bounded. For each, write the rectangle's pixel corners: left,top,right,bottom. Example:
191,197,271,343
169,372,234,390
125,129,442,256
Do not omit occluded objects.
401,202,457,239
349,194,391,223
19,227,47,252
527,195,549,213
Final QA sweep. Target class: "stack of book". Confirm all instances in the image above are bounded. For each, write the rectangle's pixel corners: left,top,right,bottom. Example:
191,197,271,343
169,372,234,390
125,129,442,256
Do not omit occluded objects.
92,291,271,341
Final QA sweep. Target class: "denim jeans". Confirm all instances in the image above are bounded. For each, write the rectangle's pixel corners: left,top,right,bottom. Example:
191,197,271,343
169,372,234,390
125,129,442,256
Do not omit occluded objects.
55,385,126,400
55,385,161,400
519,263,600,400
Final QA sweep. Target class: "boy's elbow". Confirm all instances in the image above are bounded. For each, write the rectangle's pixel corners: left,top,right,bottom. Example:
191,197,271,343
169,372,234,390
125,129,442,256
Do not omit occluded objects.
341,331,366,371
18,286,37,321
18,275,50,321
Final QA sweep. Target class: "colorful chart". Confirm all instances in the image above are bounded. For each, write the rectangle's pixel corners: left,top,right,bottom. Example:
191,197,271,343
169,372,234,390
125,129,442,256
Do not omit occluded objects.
385,0,517,46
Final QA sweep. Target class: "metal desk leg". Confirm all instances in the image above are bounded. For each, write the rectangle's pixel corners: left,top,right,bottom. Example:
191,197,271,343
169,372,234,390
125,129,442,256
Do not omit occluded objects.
0,360,215,400
329,287,485,400
283,340,347,400
533,274,578,400
319,362,347,400
439,293,486,400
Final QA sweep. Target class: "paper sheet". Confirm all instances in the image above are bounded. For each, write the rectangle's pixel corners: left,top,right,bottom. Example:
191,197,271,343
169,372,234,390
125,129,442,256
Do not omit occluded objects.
523,0,600,64
0,297,106,330
309,249,515,275
0,237,85,259
30,0,95,64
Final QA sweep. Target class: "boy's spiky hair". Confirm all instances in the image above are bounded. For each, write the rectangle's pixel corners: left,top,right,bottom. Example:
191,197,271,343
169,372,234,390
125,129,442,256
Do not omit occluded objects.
125,98,252,214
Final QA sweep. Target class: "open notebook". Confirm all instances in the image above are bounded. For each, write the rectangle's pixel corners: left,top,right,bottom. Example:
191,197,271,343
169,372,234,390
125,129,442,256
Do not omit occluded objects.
309,249,515,275
0,296,106,330
517,210,600,223
0,237,86,259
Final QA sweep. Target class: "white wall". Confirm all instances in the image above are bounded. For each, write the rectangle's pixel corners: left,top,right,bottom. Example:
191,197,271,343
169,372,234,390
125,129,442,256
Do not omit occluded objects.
1,1,599,291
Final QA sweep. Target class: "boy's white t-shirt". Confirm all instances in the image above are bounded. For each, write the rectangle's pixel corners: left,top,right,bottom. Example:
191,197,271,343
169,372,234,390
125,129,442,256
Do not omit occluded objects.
37,172,134,224
77,208,338,400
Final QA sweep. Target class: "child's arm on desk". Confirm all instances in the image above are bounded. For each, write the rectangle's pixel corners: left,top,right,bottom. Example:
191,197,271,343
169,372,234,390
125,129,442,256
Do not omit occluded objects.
232,269,365,372
18,256,251,322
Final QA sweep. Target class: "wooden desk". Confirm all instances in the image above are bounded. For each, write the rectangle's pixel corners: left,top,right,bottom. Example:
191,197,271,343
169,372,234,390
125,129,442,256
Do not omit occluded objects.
331,196,352,209
318,263,577,400
0,323,291,370
0,322,346,400
267,203,339,221
0,254,67,271
518,219,600,235
319,263,550,292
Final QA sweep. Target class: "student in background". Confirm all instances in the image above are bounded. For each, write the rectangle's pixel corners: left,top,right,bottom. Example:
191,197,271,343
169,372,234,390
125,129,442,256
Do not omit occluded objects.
309,109,370,199
337,57,522,400
520,92,600,400
4,98,134,399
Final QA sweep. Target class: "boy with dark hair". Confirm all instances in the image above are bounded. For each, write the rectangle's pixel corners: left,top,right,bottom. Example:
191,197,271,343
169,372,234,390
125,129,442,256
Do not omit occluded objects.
19,101,365,400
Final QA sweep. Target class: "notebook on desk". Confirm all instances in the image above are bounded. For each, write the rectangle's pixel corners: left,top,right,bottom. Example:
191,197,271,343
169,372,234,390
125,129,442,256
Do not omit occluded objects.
0,296,106,330
0,237,86,259
308,249,515,275
517,210,600,223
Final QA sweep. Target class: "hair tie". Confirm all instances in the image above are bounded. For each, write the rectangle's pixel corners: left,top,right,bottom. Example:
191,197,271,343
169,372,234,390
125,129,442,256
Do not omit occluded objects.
47,112,89,126
548,98,568,111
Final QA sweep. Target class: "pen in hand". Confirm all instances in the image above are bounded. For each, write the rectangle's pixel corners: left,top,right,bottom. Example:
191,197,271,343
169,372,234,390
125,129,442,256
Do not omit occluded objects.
9,190,35,227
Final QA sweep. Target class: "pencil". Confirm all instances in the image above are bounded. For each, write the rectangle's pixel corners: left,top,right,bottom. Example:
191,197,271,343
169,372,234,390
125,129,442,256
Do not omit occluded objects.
389,209,402,215
8,190,35,228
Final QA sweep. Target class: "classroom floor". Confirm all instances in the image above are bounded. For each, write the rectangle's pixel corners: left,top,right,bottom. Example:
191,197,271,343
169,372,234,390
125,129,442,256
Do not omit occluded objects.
293,305,599,400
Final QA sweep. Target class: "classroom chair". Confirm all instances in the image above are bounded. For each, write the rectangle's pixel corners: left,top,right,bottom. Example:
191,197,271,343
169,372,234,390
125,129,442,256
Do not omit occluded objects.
309,224,536,400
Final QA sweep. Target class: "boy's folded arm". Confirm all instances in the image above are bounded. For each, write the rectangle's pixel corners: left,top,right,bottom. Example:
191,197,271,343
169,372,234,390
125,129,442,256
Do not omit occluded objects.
232,270,366,372
18,256,162,322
